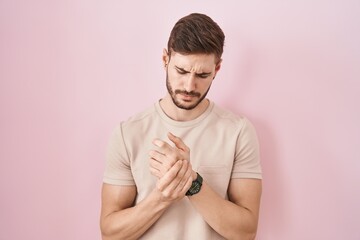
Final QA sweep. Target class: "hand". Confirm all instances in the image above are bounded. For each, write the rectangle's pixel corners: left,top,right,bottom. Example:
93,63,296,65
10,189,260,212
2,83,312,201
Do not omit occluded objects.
155,159,193,203
149,132,191,179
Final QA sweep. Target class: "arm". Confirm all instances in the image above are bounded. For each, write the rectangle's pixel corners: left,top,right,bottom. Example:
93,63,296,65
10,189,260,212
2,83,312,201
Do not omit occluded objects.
188,178,262,240
100,160,193,240
100,184,166,240
150,133,262,240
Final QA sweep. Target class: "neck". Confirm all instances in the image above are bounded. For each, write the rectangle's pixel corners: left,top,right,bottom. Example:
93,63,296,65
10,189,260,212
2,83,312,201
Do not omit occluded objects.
159,95,210,121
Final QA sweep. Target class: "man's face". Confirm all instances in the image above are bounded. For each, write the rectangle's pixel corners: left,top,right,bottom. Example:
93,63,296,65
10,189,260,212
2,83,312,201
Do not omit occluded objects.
165,52,220,110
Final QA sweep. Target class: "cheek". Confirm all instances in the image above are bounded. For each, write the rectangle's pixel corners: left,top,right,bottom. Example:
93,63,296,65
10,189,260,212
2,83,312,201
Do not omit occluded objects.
168,73,184,86
198,79,213,89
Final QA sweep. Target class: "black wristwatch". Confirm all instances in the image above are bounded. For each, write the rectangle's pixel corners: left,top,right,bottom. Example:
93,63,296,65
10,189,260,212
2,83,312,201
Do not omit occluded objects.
186,172,203,196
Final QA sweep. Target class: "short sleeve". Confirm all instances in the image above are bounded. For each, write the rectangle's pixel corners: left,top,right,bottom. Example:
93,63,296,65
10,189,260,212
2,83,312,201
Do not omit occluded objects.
231,118,262,179
103,123,135,185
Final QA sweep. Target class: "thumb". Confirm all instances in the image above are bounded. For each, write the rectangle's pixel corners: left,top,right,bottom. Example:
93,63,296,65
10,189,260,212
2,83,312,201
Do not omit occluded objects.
167,132,187,151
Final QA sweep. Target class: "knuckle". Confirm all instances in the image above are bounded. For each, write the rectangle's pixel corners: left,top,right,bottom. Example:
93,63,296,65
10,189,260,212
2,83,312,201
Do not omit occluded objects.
187,162,192,169
170,158,178,166
164,163,171,171
174,174,181,182
162,191,170,198
156,182,163,191
168,152,177,160
168,169,177,179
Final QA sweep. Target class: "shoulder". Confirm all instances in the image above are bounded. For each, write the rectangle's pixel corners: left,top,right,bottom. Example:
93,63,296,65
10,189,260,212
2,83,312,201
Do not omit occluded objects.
211,104,252,131
121,104,157,127
111,105,154,129
125,105,156,123
109,104,157,137
114,104,162,140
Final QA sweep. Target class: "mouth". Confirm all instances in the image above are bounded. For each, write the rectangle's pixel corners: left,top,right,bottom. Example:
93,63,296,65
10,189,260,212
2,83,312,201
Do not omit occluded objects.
176,90,200,97
180,93,195,101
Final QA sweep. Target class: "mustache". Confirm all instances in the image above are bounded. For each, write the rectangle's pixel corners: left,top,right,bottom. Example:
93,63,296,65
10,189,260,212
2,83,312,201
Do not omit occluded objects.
174,90,201,97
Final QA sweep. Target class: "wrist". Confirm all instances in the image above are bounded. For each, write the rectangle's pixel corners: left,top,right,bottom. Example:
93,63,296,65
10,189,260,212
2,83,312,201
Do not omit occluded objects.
191,170,197,181
151,185,174,205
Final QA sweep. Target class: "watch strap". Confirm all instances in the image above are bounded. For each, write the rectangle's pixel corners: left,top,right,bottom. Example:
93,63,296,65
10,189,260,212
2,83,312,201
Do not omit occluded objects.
186,172,203,196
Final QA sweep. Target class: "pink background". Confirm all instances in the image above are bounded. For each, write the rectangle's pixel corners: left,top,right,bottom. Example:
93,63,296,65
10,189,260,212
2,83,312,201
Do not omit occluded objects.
1,1,360,239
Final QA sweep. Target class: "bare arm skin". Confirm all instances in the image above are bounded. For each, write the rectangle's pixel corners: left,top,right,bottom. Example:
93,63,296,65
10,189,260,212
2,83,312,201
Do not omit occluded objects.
189,178,262,240
149,133,262,240
100,160,193,240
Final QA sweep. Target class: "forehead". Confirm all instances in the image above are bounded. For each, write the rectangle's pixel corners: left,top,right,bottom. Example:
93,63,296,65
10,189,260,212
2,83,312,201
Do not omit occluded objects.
170,52,217,72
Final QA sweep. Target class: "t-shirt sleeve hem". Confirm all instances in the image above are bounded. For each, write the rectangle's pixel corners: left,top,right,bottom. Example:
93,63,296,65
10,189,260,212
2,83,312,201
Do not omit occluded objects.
103,177,136,186
231,172,262,179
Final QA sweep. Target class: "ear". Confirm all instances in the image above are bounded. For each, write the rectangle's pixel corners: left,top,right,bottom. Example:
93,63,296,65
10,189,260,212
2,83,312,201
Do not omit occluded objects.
213,59,222,79
162,48,169,68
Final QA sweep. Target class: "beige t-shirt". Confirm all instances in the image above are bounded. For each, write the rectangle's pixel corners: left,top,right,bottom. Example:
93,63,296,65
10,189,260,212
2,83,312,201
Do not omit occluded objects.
104,101,262,240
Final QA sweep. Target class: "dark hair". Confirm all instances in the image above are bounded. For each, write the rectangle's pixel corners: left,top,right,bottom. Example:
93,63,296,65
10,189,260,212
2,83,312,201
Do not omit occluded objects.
167,13,225,62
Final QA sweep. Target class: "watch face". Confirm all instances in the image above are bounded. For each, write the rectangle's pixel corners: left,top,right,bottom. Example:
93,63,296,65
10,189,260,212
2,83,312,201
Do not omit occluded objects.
186,173,203,196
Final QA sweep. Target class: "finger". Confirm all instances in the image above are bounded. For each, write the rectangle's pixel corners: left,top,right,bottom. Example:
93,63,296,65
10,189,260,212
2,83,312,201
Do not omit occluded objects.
149,158,162,171
152,139,174,155
182,161,193,180
149,158,170,178
156,160,183,191
177,162,195,195
149,149,177,171
160,160,190,199
181,173,194,195
150,166,161,179
148,150,166,163
172,160,191,192
169,160,189,192
167,132,189,152
152,139,180,167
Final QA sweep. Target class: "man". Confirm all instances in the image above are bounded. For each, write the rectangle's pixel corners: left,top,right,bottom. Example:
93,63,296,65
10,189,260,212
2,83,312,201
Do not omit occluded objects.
100,13,262,240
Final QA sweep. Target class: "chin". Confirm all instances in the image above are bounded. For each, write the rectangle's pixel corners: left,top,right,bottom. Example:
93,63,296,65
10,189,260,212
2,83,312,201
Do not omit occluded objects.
175,100,201,110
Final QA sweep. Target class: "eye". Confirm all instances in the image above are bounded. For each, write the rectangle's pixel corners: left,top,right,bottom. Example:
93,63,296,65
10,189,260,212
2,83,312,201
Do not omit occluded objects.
177,70,187,75
198,74,210,79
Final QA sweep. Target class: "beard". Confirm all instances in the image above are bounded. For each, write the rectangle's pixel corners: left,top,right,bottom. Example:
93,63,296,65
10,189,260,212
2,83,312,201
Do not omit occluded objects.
166,71,211,110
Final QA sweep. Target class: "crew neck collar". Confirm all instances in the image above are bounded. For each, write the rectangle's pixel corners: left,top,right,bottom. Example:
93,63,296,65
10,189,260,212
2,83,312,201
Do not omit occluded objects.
155,100,214,127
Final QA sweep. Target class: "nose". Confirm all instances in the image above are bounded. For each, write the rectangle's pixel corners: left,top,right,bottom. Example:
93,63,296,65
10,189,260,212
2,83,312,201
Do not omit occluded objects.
184,74,196,92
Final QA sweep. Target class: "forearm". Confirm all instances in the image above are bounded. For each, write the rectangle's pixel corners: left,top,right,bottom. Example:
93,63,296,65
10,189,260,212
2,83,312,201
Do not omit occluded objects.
101,190,170,240
189,182,259,240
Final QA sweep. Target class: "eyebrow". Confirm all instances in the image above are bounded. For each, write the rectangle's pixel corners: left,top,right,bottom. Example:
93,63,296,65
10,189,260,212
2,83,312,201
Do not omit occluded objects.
175,66,212,76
